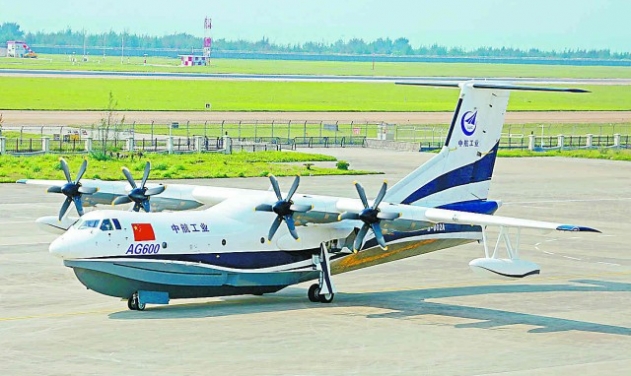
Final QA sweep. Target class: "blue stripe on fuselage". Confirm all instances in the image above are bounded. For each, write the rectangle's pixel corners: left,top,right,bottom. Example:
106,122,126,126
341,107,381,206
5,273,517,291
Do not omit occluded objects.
402,142,500,205
84,224,483,270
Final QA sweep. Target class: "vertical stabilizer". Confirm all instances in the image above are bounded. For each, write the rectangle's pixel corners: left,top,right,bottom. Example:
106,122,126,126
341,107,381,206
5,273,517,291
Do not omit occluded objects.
385,81,588,212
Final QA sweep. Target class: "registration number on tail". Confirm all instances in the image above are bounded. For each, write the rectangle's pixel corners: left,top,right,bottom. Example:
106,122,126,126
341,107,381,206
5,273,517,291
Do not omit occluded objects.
125,243,161,255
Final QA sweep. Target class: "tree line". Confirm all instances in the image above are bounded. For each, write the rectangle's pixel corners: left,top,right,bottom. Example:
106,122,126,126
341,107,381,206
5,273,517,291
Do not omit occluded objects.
2,22,630,60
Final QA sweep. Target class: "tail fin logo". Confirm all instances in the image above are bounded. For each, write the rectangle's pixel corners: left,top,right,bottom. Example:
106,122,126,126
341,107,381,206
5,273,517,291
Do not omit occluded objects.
461,111,478,136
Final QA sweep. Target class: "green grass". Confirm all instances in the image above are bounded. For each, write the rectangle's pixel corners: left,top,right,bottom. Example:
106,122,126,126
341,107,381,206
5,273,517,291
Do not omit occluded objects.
4,55,631,79
498,148,631,161
0,151,378,183
0,76,628,111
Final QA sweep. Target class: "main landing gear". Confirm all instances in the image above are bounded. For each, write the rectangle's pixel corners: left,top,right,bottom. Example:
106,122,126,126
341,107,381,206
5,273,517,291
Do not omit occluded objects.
308,242,336,304
308,283,334,303
127,292,146,311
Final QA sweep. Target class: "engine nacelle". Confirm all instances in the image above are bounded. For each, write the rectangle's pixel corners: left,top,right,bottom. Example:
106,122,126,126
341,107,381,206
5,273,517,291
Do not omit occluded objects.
469,258,540,279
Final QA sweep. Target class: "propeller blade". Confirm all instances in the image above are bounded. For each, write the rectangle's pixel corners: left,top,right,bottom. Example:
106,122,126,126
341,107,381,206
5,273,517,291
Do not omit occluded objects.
47,186,62,194
339,212,360,221
75,159,88,183
377,212,400,220
289,204,311,213
132,202,142,212
371,222,387,250
145,185,166,196
59,197,72,221
372,181,388,209
78,186,98,195
140,161,151,189
73,195,85,217
112,196,133,205
59,158,72,183
141,200,151,213
284,215,299,240
269,175,283,201
286,176,300,201
354,182,369,209
353,224,370,253
121,167,137,189
268,216,283,241
255,204,274,212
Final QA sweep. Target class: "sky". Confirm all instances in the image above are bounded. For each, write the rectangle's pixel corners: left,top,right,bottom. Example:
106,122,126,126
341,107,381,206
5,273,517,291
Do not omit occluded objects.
2,0,630,52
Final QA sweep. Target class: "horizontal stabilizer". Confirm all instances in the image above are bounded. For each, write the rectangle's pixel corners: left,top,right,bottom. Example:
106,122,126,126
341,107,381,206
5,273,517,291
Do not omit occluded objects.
396,81,590,93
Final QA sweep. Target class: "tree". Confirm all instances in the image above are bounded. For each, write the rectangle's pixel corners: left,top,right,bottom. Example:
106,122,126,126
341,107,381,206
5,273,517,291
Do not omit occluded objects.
392,37,412,56
0,22,24,42
98,92,125,154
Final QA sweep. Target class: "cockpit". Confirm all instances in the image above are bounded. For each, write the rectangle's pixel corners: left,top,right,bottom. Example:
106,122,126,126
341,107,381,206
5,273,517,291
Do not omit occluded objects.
73,218,123,231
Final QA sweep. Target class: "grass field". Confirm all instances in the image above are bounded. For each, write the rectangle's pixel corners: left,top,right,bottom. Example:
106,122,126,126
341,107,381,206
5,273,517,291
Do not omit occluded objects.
0,151,376,183
0,76,628,111
3,55,631,79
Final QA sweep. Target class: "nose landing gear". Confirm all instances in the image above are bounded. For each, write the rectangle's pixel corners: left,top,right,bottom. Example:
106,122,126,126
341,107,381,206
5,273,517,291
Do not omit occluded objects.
127,292,146,311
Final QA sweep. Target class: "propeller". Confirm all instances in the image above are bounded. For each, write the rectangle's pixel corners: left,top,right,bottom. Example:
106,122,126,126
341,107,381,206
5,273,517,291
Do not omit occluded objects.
339,181,399,253
255,175,312,241
47,158,98,220
111,161,165,212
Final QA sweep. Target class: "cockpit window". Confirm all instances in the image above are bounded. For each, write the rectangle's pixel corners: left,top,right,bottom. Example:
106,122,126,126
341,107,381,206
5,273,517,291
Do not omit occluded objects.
100,219,113,231
112,218,122,230
78,219,100,230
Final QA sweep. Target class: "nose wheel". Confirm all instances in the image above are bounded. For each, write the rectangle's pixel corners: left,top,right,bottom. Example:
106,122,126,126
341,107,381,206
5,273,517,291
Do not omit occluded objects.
127,292,146,311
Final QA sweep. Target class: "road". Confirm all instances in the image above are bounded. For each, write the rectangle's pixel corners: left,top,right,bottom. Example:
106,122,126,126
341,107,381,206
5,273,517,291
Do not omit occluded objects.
2,110,631,126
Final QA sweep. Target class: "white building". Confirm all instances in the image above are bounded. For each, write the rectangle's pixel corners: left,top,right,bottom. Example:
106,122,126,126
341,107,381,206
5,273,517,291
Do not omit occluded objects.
7,41,35,58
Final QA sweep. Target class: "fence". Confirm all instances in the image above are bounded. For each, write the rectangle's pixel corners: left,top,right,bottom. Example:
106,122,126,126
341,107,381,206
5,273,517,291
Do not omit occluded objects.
0,121,629,155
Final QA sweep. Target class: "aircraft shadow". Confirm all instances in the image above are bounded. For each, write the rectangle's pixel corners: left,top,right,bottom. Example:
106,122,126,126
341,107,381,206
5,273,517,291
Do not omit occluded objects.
109,279,631,336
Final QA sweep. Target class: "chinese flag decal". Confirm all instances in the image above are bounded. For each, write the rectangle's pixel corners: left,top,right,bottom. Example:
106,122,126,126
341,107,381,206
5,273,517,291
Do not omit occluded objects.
132,223,156,242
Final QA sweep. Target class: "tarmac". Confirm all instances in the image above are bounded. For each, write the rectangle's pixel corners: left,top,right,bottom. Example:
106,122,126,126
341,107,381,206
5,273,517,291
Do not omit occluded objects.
1,147,630,375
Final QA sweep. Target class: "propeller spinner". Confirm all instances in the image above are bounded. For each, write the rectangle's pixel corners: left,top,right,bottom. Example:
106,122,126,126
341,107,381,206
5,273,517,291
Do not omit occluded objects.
255,175,312,241
47,158,98,220
339,181,399,253
111,161,165,212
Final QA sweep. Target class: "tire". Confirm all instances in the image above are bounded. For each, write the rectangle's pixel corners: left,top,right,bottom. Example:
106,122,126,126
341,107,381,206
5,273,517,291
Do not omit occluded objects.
128,295,138,310
319,293,334,304
127,296,135,310
307,284,320,302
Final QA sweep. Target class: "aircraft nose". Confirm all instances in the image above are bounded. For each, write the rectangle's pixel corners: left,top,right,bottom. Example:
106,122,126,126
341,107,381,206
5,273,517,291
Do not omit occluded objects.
49,236,68,258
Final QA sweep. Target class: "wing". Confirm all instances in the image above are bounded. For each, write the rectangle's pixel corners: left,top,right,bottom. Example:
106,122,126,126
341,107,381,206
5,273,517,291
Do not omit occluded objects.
423,207,601,233
17,179,205,212
335,198,600,233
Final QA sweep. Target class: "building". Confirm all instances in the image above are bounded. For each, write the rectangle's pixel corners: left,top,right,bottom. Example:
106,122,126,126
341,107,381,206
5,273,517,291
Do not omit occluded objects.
7,41,37,58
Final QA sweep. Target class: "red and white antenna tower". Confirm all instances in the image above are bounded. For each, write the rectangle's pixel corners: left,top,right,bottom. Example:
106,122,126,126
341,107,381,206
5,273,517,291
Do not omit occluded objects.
203,16,212,58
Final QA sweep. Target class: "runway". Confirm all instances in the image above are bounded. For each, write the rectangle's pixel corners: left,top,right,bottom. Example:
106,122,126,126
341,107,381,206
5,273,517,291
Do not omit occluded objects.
1,148,630,375
3,68,631,84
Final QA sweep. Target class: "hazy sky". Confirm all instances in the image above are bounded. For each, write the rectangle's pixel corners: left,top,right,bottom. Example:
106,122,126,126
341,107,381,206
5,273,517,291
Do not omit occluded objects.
3,0,629,51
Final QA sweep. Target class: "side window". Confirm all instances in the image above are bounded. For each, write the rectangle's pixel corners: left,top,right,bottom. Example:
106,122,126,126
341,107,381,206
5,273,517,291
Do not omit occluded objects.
112,218,122,230
100,219,113,231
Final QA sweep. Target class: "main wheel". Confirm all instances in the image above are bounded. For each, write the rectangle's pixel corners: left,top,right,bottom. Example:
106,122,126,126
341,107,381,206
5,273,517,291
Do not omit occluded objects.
308,284,320,302
319,293,334,303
